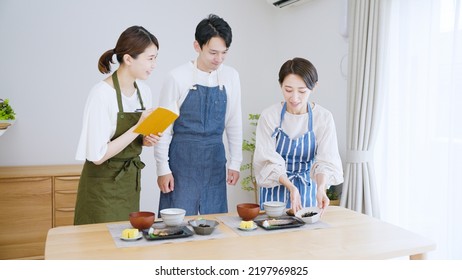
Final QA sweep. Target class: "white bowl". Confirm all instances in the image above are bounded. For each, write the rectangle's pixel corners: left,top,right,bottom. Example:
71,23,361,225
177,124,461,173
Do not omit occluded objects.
295,207,321,224
263,201,286,218
159,208,186,226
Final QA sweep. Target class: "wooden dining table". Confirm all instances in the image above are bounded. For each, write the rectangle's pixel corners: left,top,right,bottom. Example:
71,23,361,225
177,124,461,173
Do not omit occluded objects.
44,206,435,260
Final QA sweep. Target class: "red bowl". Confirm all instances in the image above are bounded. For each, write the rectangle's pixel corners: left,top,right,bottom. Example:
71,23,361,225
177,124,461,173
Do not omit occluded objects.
129,211,155,230
237,203,260,221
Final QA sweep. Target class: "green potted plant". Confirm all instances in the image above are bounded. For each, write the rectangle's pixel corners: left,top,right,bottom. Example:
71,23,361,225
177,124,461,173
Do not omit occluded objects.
0,98,17,135
240,113,260,203
326,185,341,206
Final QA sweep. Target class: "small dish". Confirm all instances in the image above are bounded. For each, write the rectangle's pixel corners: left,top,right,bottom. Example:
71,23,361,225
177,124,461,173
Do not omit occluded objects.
295,207,321,224
188,219,219,235
119,232,142,241
238,224,257,231
238,220,257,231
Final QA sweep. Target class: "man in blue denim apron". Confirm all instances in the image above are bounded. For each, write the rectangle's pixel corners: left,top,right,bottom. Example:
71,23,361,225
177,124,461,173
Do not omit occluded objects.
159,66,228,215
156,14,242,216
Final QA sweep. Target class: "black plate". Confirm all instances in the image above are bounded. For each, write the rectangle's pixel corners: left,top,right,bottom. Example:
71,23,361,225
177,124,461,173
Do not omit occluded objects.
142,226,193,241
254,216,305,230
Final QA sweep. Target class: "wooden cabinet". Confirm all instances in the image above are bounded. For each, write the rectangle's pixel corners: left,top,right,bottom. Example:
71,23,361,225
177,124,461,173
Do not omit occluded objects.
54,176,79,227
0,176,52,260
0,165,82,259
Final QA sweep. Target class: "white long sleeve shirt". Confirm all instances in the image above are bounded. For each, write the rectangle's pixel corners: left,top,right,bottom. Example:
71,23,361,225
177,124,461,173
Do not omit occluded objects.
75,80,152,161
253,102,343,188
154,61,243,175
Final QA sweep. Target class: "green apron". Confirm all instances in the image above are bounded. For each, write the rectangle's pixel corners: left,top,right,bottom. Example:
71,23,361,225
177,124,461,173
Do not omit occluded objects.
74,71,146,225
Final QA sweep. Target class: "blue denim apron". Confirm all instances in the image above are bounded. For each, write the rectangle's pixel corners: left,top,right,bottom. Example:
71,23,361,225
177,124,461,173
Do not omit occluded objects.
259,102,317,208
159,68,228,216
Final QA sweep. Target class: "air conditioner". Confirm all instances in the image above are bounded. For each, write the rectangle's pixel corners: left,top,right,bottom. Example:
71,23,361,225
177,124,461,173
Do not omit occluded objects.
267,0,311,8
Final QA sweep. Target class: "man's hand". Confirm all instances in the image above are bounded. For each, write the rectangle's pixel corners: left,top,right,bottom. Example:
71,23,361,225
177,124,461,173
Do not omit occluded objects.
157,174,174,193
227,169,240,185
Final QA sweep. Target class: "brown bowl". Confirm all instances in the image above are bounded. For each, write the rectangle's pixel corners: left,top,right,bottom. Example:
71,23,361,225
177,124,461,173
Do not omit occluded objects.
237,203,260,221
129,211,155,230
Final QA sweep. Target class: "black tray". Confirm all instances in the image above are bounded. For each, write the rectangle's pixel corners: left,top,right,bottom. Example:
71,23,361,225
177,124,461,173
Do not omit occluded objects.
254,216,305,230
142,226,193,241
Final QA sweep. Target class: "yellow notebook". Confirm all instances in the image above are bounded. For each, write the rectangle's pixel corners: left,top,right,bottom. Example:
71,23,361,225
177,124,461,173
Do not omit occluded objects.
134,107,179,135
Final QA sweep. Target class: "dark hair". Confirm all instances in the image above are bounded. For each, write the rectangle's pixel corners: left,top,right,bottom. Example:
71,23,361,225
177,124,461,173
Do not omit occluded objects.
98,26,159,74
195,14,232,49
278,57,318,90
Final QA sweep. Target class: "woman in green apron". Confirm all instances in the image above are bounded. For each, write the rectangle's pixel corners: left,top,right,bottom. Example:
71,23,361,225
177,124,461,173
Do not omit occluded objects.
74,26,160,225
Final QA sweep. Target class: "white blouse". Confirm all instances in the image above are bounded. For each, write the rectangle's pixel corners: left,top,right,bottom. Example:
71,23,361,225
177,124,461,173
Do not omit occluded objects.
253,102,343,188
154,61,243,176
75,80,152,161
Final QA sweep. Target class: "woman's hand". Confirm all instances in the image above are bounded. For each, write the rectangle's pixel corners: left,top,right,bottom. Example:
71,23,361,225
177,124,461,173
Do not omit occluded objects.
288,185,302,214
315,174,329,211
316,189,330,210
143,133,162,146
279,175,302,213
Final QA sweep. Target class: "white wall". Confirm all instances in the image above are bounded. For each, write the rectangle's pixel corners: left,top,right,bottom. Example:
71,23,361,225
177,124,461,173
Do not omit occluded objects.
0,0,348,213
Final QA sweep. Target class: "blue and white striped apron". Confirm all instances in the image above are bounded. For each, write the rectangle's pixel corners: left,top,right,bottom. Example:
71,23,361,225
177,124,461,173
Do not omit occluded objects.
259,102,317,208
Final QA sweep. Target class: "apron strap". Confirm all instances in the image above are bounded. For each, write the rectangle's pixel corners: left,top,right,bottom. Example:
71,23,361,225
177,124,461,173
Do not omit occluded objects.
112,71,145,112
113,157,146,191
112,71,124,113
272,102,313,137
287,170,309,182
271,103,287,138
134,82,145,110
308,103,313,131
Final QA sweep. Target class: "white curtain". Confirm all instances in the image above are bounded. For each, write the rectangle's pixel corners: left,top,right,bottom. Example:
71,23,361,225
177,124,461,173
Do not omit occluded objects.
341,0,385,217
375,0,462,259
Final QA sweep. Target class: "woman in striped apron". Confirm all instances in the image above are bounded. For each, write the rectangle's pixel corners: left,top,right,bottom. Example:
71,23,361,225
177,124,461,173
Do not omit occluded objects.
253,57,344,214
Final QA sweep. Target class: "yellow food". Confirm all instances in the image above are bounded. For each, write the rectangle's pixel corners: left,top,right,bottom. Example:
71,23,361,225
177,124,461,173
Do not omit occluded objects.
121,228,139,238
239,220,254,229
